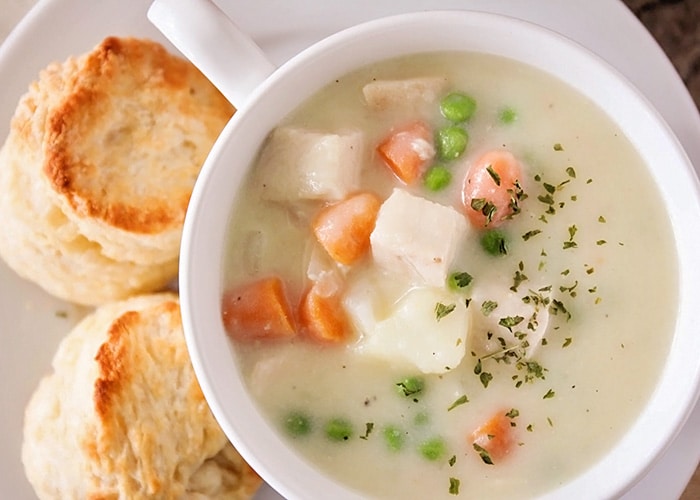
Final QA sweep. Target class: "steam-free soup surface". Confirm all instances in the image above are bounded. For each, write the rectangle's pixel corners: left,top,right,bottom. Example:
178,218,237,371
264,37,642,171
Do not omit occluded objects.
222,52,677,499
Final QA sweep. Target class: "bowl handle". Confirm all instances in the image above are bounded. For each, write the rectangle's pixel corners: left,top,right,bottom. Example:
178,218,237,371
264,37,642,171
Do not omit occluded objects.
147,0,276,108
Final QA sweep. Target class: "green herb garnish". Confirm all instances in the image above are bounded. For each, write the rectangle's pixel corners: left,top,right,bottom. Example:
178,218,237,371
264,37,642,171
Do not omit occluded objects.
471,198,498,225
447,395,469,411
448,271,473,290
537,193,555,205
549,299,571,320
481,300,498,316
435,302,457,321
360,422,374,440
449,477,461,495
508,180,527,216
480,371,494,388
498,315,524,332
473,443,494,465
510,269,528,292
516,360,547,383
522,229,542,241
486,164,501,186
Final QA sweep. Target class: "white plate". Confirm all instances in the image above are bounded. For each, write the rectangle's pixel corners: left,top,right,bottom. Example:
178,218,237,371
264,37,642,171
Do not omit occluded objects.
1,1,698,499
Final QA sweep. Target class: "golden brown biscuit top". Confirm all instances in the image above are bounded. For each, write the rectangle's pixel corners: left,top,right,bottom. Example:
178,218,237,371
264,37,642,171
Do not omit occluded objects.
86,296,218,496
28,36,234,235
21,293,262,499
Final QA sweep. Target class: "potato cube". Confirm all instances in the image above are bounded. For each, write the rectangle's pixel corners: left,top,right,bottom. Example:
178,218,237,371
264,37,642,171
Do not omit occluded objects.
356,286,470,374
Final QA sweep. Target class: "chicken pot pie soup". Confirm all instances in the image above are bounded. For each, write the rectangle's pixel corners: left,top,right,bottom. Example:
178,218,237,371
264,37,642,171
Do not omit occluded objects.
220,51,677,499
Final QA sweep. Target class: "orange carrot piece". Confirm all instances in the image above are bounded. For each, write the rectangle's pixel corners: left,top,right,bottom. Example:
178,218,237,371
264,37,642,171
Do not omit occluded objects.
377,121,434,184
462,149,523,228
298,282,351,343
470,410,518,464
313,191,382,265
222,277,297,341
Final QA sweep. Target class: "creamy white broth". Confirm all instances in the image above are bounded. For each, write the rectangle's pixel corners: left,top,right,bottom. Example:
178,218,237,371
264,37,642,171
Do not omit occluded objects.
223,52,677,499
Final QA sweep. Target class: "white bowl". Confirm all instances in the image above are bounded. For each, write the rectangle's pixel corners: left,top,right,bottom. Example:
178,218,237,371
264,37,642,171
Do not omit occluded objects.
178,10,700,499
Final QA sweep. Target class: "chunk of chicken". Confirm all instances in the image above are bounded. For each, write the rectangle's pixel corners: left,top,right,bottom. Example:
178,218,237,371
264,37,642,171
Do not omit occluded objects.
363,76,448,112
468,281,551,360
255,126,363,202
370,188,469,287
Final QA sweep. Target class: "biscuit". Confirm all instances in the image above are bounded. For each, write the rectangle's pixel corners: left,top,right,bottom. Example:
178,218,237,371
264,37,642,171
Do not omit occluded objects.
0,37,234,305
22,293,262,499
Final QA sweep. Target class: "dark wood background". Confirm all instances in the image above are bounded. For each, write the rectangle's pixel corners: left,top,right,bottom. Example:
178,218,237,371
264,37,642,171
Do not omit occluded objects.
621,2,700,497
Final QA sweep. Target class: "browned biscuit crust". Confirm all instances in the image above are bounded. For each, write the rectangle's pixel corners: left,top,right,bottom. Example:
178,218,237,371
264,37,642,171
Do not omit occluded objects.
0,37,234,304
22,293,262,499
40,36,231,235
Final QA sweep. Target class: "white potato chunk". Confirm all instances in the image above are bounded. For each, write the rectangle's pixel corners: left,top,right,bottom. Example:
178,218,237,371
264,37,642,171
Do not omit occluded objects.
468,281,551,360
370,188,469,287
363,76,448,112
255,126,363,201
356,286,470,374
342,266,413,337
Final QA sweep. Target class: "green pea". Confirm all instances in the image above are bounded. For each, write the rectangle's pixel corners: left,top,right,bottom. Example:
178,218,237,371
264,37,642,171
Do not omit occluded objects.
396,376,424,398
424,164,452,191
325,418,353,442
499,106,517,124
440,92,477,123
414,411,430,426
283,411,312,437
481,229,508,256
436,126,469,161
383,425,405,451
419,437,447,461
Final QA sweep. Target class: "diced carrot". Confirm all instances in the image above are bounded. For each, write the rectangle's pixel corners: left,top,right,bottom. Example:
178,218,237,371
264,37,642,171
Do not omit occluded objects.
222,277,297,341
462,149,524,228
312,191,382,265
469,410,518,464
377,121,434,184
298,282,351,343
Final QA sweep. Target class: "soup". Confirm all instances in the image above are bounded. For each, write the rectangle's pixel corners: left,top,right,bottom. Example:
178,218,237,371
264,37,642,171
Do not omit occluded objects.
221,52,677,499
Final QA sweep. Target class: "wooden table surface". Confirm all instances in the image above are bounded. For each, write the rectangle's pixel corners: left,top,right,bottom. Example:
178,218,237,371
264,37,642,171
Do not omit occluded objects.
1,0,698,498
